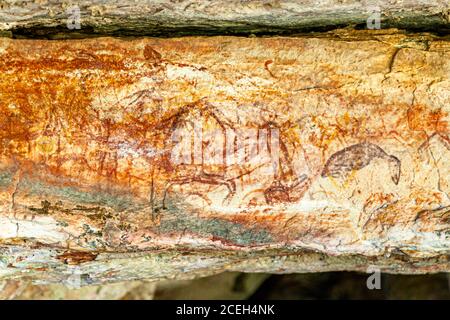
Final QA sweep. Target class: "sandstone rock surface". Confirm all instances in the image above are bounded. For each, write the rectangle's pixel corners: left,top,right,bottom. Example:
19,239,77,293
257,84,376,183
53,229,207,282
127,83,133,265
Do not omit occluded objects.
0,30,448,284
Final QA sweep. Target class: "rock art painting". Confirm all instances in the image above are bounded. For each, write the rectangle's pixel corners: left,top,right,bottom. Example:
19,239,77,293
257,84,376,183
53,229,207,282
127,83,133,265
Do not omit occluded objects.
0,33,448,281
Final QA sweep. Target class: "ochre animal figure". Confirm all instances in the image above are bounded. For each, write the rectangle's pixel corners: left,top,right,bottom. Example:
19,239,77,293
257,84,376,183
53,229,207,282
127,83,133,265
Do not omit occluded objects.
321,142,401,185
263,174,310,204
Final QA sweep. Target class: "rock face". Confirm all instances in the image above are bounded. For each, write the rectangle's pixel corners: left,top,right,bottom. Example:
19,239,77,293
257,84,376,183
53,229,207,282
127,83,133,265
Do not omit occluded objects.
0,0,449,36
0,30,449,285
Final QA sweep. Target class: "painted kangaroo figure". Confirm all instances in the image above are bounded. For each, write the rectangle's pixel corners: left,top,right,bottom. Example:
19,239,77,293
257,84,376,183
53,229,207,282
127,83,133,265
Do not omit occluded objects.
263,141,402,205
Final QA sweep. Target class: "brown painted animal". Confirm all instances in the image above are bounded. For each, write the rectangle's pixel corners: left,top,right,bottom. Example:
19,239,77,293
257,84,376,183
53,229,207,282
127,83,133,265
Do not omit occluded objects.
321,142,401,185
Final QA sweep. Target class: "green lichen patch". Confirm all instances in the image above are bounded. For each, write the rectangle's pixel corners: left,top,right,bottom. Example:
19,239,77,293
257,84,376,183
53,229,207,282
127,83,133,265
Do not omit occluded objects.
158,202,273,246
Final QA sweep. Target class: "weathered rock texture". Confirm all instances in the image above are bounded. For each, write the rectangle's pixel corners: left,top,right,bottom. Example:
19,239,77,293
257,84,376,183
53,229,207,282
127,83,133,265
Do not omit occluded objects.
0,272,268,299
0,0,449,37
0,30,449,285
